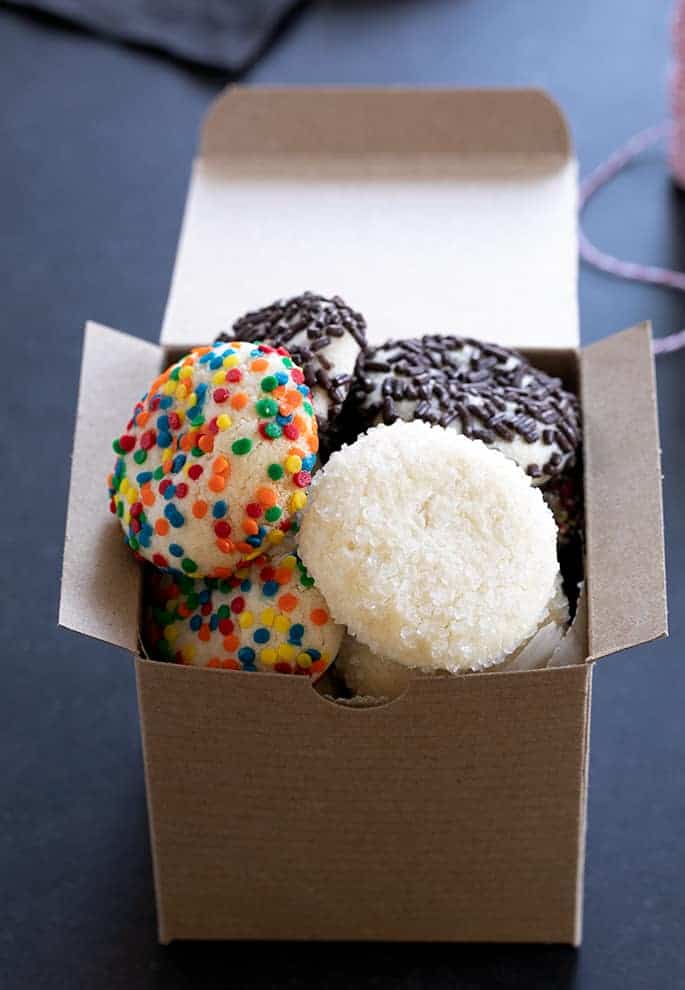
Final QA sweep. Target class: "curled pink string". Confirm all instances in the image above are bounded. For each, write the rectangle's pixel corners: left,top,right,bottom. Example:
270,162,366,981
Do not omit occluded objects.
579,121,685,355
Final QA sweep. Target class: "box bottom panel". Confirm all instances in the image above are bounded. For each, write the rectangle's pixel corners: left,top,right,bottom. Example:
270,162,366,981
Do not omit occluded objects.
136,660,591,946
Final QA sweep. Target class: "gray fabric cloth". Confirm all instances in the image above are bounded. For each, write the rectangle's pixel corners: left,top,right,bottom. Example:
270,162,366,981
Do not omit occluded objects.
3,0,305,71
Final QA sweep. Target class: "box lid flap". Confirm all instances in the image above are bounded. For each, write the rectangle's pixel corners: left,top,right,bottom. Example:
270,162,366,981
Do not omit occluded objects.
581,323,668,660
59,323,161,652
161,86,578,350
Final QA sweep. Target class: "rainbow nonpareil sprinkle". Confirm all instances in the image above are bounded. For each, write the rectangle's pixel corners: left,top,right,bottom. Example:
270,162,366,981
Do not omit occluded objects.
143,553,343,677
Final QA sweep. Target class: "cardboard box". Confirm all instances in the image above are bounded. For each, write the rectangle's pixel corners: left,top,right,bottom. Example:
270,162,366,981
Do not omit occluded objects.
59,88,667,945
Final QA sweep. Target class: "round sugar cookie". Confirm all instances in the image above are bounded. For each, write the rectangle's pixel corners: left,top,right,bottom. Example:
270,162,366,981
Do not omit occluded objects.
335,635,420,700
350,335,580,484
498,575,569,672
143,553,344,676
108,340,318,578
336,577,569,698
298,420,560,672
223,292,367,459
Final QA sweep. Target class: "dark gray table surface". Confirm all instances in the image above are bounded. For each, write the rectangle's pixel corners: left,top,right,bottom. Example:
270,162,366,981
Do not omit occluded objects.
1,2,683,988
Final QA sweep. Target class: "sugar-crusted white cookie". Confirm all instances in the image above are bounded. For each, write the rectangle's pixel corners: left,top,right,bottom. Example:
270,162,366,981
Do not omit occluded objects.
299,421,561,672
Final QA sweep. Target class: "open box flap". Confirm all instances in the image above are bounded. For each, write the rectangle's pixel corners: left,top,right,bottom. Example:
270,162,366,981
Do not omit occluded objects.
59,323,162,652
581,323,667,660
161,87,578,350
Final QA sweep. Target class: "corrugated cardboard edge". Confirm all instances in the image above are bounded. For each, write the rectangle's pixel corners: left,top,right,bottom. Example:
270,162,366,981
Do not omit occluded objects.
573,664,593,946
135,662,170,943
581,323,668,660
59,323,162,652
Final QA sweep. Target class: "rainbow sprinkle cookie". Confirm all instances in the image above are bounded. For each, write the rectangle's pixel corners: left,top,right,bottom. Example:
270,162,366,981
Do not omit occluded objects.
143,553,343,677
107,340,318,579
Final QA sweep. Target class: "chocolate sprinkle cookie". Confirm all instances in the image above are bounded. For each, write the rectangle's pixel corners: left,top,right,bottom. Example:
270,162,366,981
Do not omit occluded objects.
349,334,581,484
218,292,367,460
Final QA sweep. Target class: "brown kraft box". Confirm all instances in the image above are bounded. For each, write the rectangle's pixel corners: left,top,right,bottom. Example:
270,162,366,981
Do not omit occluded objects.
59,87,667,945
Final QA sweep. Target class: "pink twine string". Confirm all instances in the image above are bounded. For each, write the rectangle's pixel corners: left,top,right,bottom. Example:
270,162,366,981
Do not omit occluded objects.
578,121,685,355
